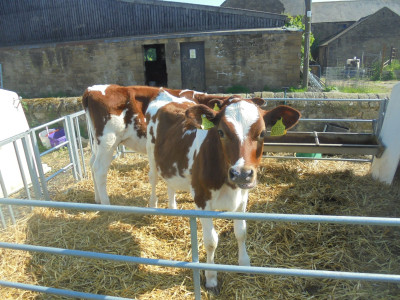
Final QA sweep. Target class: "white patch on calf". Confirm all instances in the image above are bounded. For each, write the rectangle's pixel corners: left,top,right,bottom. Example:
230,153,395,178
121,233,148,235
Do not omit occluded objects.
225,101,259,144
146,90,194,119
88,84,110,96
187,129,208,173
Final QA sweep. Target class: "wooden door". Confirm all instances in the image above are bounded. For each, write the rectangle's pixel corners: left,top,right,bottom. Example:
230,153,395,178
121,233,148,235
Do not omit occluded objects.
180,42,205,91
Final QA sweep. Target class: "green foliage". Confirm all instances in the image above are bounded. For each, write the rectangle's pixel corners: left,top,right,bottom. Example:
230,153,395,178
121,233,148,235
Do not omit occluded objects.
225,85,250,94
382,59,399,81
370,61,382,81
323,86,339,92
144,48,157,61
285,14,315,63
382,70,396,81
335,85,387,94
288,87,308,92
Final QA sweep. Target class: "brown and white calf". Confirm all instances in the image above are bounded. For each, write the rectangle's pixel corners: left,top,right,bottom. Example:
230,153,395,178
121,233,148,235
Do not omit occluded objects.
82,84,238,205
146,90,300,292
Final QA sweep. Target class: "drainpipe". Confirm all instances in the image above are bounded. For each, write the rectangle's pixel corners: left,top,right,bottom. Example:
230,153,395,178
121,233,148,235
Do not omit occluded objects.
303,0,312,89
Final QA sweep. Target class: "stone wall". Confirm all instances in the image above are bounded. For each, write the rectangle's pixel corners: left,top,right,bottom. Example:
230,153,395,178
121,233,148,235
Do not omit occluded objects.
22,92,389,133
0,28,301,98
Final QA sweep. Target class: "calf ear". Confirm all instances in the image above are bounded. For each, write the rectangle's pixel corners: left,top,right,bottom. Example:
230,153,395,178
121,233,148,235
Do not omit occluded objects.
185,104,218,129
207,99,224,110
249,97,266,107
263,105,301,130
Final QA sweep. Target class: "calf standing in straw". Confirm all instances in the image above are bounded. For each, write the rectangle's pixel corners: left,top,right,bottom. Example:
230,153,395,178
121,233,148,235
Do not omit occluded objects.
146,90,300,293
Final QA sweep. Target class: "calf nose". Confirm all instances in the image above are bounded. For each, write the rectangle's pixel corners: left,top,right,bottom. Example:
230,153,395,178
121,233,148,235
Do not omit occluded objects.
229,167,255,183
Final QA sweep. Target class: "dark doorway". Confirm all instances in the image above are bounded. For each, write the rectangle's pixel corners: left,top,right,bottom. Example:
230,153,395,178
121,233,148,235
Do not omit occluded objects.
143,44,167,87
180,42,205,91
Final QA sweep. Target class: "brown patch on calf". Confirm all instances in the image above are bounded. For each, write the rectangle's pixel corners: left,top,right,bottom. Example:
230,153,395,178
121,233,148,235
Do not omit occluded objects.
153,102,196,179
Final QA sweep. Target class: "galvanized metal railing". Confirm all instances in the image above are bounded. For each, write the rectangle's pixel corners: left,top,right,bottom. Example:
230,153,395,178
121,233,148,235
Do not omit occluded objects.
0,96,394,298
1,198,400,300
0,111,88,228
260,97,388,162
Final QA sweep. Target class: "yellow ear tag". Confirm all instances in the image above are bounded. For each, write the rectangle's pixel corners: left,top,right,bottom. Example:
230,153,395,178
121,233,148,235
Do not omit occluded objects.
270,117,287,136
201,114,215,130
213,103,220,111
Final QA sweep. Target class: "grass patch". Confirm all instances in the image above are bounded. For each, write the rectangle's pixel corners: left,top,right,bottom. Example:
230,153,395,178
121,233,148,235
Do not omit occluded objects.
225,85,250,94
335,85,388,94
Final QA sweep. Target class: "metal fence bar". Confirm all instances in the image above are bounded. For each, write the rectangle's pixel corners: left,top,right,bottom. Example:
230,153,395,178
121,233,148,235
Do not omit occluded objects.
2,199,400,227
1,241,400,284
66,115,82,180
189,217,201,300
0,170,16,225
21,136,42,199
62,117,78,180
0,206,6,228
29,131,50,200
300,118,373,123
74,115,87,178
45,163,74,182
40,140,69,157
263,98,385,102
0,280,134,300
263,155,373,163
30,116,69,132
13,140,32,199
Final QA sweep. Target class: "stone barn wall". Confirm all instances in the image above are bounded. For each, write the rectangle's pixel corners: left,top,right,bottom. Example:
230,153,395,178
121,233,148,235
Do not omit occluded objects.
0,28,302,98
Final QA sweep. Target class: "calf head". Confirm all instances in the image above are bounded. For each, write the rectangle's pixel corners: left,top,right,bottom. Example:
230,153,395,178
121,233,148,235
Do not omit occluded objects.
186,98,300,189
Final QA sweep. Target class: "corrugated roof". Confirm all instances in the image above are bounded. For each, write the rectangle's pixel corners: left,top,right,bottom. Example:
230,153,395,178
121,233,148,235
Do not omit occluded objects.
312,0,400,23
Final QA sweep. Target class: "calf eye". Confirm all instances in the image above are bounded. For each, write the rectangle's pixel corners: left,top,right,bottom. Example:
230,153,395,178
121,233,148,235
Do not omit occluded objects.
218,129,224,138
259,130,266,139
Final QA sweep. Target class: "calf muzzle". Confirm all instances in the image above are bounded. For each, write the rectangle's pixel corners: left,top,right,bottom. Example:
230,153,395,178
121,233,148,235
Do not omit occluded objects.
228,167,257,189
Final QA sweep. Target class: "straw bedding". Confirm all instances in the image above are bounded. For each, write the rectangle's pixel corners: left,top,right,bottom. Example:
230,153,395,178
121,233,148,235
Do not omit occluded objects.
1,149,399,299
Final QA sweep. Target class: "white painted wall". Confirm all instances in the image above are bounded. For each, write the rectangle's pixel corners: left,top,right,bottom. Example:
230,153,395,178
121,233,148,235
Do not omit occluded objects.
0,89,32,197
371,82,400,184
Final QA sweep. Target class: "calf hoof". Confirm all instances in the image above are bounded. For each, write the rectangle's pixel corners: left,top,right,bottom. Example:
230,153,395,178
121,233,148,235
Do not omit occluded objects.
205,284,220,296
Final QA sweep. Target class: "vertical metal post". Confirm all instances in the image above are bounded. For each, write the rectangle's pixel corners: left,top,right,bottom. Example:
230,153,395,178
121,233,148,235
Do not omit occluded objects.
189,217,201,300
74,116,86,178
303,0,312,89
0,64,3,89
64,117,79,180
0,170,16,225
13,140,32,200
21,135,42,199
375,98,388,137
29,131,50,200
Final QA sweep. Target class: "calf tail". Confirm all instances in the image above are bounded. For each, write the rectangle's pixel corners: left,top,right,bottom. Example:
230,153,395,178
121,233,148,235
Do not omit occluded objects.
82,90,89,111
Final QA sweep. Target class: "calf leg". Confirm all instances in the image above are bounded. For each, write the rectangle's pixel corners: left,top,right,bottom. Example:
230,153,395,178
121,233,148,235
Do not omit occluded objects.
91,138,118,205
234,219,250,266
89,153,101,204
200,217,219,293
167,186,177,209
234,196,250,266
147,143,158,208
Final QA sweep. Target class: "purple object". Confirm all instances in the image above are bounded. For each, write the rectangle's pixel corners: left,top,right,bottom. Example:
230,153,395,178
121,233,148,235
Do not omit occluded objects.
48,129,66,147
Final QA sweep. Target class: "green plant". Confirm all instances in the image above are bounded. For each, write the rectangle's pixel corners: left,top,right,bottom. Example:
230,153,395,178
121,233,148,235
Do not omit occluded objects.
323,86,339,92
225,85,250,94
285,14,315,65
382,70,396,81
370,61,382,81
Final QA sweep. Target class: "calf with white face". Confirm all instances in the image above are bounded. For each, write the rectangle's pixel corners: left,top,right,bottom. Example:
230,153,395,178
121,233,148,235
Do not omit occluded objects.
146,91,300,293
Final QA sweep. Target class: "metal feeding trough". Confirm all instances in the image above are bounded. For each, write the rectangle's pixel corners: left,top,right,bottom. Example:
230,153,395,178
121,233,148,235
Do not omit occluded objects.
263,132,385,157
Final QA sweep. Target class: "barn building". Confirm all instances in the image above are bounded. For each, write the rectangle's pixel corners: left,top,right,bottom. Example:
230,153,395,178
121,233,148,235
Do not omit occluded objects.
222,0,400,71
0,0,302,97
